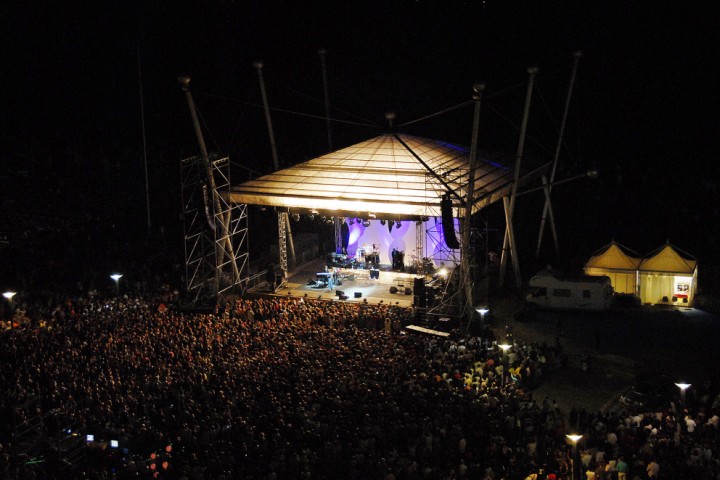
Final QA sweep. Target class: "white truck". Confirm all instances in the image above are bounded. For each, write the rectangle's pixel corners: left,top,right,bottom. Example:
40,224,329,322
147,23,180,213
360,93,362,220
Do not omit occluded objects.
526,269,613,311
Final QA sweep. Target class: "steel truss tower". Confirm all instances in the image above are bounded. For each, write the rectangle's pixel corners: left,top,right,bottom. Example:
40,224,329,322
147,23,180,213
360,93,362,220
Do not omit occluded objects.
276,211,288,290
181,155,249,305
425,224,479,327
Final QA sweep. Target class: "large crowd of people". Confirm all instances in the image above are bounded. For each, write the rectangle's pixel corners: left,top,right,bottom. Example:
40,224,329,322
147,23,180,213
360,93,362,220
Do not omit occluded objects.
0,292,718,479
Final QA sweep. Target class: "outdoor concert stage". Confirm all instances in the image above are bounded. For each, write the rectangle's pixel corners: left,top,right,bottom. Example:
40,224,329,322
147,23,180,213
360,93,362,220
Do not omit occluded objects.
254,258,422,308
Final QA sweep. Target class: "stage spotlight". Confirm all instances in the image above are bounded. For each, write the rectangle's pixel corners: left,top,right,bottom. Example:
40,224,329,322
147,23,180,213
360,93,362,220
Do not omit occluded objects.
327,217,334,224
395,221,402,228
355,218,362,224
362,220,371,227
380,219,386,226
292,213,300,222
308,214,314,221
321,216,327,222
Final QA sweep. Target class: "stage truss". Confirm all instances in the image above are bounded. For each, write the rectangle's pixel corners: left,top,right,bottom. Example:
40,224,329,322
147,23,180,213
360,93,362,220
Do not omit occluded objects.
181,155,249,305
423,169,463,267
423,224,480,327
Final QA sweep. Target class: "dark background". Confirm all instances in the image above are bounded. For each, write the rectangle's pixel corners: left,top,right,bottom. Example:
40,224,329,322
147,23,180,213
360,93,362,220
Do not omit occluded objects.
3,0,719,293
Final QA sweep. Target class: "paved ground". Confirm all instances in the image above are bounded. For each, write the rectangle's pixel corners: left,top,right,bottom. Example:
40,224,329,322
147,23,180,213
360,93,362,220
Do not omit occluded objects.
489,297,720,413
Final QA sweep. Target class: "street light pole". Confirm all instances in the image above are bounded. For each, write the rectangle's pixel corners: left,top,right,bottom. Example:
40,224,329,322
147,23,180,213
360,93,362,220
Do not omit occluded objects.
499,343,511,387
676,382,691,403
3,291,16,329
110,274,123,297
566,434,583,480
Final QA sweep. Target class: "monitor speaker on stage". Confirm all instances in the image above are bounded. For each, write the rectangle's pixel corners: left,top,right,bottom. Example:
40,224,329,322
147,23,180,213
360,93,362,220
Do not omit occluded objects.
441,194,460,249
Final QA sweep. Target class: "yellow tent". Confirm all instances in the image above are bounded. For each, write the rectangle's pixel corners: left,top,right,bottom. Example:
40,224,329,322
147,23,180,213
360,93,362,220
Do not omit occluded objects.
638,243,697,305
584,241,642,294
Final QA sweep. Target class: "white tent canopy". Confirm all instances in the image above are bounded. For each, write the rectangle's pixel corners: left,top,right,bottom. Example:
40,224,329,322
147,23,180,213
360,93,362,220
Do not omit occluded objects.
228,133,546,219
584,241,642,294
585,241,698,305
638,243,697,305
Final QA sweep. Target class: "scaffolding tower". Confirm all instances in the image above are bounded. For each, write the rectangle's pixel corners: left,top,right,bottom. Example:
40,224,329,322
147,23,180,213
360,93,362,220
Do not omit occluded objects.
424,223,479,328
181,155,249,305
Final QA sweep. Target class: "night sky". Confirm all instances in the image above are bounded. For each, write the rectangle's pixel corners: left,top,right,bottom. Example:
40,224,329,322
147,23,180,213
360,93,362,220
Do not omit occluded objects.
3,1,720,290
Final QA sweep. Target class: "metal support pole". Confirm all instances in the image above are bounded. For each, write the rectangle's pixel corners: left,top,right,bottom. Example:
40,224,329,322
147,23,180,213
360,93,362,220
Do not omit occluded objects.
277,212,287,288
137,45,151,235
285,213,296,269
538,174,560,256
334,217,343,254
536,51,582,257
416,220,424,275
255,62,296,269
501,196,520,286
499,67,538,289
461,83,485,317
254,62,280,171
179,77,239,292
319,49,333,152
572,442,578,480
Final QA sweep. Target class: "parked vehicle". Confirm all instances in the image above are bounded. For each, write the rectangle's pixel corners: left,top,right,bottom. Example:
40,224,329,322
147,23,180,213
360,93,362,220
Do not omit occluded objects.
619,375,676,411
526,269,613,311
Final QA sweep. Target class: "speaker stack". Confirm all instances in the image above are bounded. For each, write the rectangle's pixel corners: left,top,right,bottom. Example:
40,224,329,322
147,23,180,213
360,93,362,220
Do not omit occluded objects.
441,194,460,249
413,278,426,307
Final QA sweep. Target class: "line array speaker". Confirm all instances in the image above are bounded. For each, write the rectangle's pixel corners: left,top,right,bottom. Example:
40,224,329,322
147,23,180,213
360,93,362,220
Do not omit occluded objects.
441,194,460,249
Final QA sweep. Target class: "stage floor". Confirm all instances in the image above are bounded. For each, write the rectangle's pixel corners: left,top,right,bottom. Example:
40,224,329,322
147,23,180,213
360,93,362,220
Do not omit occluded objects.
256,258,422,307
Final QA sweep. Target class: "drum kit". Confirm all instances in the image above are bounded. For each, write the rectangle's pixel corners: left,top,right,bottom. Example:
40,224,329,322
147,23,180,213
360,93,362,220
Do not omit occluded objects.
357,244,380,268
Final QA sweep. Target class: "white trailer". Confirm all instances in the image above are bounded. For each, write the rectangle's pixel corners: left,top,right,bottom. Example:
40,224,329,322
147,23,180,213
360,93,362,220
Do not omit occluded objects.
526,270,613,311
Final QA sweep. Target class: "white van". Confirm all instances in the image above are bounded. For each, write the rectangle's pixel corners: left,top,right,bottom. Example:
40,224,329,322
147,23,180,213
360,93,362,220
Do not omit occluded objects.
526,270,613,311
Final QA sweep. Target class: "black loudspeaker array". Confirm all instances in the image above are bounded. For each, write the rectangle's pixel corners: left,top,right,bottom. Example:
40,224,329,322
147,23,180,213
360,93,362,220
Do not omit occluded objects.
441,194,460,249
413,278,426,307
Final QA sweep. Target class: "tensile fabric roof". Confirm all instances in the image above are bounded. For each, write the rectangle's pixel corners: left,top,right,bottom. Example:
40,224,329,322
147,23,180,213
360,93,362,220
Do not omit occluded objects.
228,133,547,219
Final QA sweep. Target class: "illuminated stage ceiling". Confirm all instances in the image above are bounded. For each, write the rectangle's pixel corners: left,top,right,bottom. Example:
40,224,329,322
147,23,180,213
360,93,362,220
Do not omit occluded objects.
228,133,548,219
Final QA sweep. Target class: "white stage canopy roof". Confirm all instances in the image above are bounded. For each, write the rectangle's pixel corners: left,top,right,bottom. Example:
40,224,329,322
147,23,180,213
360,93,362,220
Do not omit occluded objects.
228,133,548,219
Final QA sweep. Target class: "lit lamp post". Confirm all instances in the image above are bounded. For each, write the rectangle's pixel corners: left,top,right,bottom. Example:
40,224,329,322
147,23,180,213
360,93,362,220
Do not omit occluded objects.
499,343,511,386
676,382,691,402
3,291,16,328
110,274,123,297
566,434,583,480
476,307,489,325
